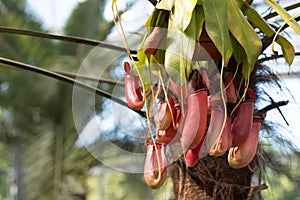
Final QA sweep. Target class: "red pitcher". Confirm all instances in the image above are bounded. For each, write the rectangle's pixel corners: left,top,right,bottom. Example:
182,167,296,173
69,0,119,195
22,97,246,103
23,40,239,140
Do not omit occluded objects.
124,62,145,110
181,89,208,150
228,116,262,169
144,141,167,189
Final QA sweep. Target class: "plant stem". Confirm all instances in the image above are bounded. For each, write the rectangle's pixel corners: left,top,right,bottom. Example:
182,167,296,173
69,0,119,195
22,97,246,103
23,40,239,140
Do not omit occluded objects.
0,26,137,54
53,70,124,85
278,16,300,32
258,52,300,63
257,100,289,122
0,57,145,117
264,2,300,20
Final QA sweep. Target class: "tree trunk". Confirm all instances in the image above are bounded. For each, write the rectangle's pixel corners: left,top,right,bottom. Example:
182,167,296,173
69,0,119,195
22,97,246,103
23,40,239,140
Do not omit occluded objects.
170,154,260,200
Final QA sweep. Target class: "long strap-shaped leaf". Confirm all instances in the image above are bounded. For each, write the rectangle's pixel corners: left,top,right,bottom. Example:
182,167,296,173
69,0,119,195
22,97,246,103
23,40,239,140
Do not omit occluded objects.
156,0,175,11
230,34,246,65
266,0,300,34
227,0,262,67
134,48,150,91
0,57,146,117
0,26,136,54
264,2,300,20
203,0,233,65
235,0,295,65
165,30,195,86
172,0,198,31
185,5,205,41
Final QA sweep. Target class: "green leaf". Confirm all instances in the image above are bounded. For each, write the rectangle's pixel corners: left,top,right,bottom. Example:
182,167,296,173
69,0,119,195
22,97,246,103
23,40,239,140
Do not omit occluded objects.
230,33,246,65
203,0,233,65
235,0,295,65
197,0,204,5
145,11,154,29
134,49,150,91
276,36,295,65
264,2,300,20
145,9,160,30
135,49,147,68
165,31,195,86
165,51,184,86
266,0,300,34
156,0,175,11
185,5,205,40
156,9,170,28
172,0,198,31
242,59,253,80
227,0,262,67
149,50,165,77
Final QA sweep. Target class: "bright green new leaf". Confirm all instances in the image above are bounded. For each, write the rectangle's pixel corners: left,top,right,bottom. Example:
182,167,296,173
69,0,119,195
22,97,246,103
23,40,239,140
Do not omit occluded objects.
235,0,295,65
203,0,233,65
134,49,150,91
266,0,300,34
227,0,262,67
172,0,198,31
135,49,147,67
156,0,175,11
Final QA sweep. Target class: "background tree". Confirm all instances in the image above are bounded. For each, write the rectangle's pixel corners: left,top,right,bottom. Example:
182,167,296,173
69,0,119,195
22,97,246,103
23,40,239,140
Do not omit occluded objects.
0,0,108,199
0,0,169,199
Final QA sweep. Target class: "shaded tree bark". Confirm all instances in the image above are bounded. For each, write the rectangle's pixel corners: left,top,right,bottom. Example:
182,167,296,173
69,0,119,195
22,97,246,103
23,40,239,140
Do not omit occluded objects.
169,154,255,200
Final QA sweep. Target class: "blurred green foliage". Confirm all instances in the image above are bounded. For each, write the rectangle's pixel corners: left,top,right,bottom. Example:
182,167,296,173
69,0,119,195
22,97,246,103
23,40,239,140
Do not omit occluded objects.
86,170,173,200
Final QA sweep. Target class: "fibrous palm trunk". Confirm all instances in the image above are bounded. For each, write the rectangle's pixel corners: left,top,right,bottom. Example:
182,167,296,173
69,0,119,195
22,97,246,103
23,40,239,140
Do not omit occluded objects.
170,154,261,200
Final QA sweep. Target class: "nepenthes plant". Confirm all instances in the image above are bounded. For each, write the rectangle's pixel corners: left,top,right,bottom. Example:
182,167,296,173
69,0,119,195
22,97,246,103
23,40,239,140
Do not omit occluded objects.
112,0,300,195
112,0,300,194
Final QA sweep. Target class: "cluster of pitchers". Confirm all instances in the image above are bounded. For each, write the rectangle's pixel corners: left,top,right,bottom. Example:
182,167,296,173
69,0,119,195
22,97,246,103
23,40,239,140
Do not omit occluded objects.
124,61,261,189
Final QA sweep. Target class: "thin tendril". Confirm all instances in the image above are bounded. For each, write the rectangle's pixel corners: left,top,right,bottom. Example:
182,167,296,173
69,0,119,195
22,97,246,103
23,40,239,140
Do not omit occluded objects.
149,85,162,182
271,11,300,53
224,64,239,90
152,56,177,128
230,75,250,116
210,58,227,152
112,1,161,178
112,2,130,57
159,71,177,129
180,32,187,117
